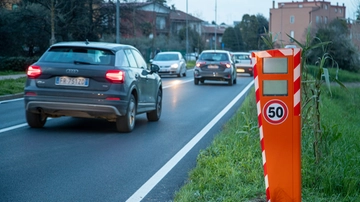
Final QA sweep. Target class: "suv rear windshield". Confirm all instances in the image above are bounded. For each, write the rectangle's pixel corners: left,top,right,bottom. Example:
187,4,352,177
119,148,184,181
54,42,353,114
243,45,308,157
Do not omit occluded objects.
40,47,115,65
199,53,228,61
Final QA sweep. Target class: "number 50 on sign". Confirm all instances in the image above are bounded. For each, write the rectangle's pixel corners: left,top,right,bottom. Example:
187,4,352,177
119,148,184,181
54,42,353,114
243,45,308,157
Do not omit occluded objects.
263,99,288,125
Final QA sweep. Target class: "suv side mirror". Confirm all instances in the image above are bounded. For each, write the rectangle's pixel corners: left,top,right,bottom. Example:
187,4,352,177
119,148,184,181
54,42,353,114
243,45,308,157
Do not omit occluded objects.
150,64,160,73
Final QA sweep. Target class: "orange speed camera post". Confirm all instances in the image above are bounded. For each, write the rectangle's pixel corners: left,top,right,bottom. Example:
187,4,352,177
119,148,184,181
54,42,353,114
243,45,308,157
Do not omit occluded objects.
252,48,302,202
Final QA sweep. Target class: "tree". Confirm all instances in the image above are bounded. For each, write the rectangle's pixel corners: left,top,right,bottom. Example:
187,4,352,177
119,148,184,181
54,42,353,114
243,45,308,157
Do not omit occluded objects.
312,18,360,72
222,27,242,51
239,14,259,51
256,14,269,50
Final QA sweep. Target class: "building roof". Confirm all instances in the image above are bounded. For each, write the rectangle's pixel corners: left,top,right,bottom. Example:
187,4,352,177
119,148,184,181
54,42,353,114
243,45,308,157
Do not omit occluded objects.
201,25,227,34
169,10,203,22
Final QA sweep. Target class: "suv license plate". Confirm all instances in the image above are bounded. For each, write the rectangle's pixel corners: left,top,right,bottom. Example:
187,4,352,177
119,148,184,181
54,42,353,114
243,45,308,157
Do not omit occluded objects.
55,76,89,87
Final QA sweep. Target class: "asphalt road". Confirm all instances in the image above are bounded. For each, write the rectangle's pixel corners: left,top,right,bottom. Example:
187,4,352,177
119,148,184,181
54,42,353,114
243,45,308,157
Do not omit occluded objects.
0,70,254,202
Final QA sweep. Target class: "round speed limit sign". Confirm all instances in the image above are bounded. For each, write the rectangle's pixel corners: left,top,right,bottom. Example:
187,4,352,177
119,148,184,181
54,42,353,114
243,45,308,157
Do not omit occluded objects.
263,100,288,125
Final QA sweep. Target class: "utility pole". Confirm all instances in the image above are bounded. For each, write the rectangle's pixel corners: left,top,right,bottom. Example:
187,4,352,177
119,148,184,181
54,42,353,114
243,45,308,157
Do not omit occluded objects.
186,0,189,60
50,0,56,45
116,0,120,43
214,0,217,50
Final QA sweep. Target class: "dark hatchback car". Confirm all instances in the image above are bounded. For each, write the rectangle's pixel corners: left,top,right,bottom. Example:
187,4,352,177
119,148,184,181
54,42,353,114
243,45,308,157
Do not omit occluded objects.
193,50,237,85
24,41,162,132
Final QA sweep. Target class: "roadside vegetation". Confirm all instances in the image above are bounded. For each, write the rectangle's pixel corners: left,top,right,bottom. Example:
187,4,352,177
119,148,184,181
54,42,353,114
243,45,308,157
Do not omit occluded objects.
174,79,360,201
0,77,26,96
175,19,360,202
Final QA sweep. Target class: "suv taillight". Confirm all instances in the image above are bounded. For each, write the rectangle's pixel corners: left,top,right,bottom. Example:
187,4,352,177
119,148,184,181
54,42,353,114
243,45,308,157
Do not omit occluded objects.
106,70,125,83
27,65,42,78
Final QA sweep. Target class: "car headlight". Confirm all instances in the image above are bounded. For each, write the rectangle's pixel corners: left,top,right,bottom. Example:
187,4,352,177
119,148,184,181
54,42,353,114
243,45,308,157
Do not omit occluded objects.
170,63,179,68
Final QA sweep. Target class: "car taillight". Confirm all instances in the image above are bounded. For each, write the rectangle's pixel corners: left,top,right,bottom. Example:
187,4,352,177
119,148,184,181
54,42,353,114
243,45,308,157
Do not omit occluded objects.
196,62,206,67
106,70,125,83
27,65,41,78
220,62,231,68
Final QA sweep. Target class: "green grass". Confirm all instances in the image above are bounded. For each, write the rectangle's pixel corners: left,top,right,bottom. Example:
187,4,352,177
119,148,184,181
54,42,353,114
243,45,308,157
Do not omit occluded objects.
0,70,25,75
307,65,360,83
0,77,26,96
187,61,196,69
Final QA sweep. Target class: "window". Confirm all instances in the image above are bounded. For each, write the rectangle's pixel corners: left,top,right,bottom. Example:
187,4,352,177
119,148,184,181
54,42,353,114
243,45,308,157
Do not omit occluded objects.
335,8,338,13
131,49,147,69
290,16,295,24
290,30,294,38
298,4,303,8
124,49,137,68
325,16,328,24
324,4,328,10
156,16,166,30
339,8,342,13
316,16,320,23
116,50,130,67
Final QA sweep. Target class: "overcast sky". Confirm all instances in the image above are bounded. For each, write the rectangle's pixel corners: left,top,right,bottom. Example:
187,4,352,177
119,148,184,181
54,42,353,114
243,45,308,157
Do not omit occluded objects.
166,0,358,25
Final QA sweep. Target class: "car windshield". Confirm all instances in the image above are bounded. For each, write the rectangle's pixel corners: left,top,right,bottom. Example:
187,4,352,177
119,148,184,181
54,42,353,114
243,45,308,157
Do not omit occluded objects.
199,53,228,61
153,53,179,61
233,54,250,60
40,47,115,65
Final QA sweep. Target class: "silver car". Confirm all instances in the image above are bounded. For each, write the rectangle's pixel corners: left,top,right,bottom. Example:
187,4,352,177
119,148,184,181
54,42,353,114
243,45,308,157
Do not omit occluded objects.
151,51,187,77
232,52,253,76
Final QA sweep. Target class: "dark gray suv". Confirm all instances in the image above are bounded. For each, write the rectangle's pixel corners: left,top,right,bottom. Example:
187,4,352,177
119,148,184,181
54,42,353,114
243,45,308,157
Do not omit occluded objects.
24,41,162,132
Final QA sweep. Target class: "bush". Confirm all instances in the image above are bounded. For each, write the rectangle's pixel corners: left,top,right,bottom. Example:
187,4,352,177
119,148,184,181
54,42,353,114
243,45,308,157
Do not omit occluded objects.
0,56,39,71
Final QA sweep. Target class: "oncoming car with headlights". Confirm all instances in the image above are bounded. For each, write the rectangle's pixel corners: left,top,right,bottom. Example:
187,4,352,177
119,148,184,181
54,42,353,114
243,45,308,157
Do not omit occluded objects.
150,51,187,77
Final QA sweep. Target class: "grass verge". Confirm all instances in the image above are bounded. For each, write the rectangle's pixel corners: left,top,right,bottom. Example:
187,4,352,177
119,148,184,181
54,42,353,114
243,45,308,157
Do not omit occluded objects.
174,86,360,201
0,77,26,96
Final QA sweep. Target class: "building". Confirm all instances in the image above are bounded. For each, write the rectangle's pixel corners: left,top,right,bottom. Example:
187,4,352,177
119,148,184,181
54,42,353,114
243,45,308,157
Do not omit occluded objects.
270,0,346,46
201,24,227,50
2,0,20,10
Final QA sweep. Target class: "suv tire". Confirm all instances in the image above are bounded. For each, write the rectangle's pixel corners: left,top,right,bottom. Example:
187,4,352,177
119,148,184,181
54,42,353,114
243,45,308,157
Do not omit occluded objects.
26,110,47,128
116,94,136,132
147,89,162,121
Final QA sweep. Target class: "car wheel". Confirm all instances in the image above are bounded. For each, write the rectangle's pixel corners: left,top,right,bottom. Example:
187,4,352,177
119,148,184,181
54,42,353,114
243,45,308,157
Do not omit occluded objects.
26,110,47,128
147,89,162,121
194,78,199,85
200,79,205,84
182,69,187,77
228,77,233,86
116,94,136,133
233,77,237,84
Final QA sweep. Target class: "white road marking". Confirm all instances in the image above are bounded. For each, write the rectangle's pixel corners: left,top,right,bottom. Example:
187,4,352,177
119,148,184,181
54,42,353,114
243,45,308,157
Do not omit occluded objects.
126,80,254,202
0,123,28,133
0,98,23,104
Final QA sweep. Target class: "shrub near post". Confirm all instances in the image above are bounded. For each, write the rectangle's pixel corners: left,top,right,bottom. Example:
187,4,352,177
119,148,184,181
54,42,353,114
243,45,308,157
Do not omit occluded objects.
252,48,302,202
